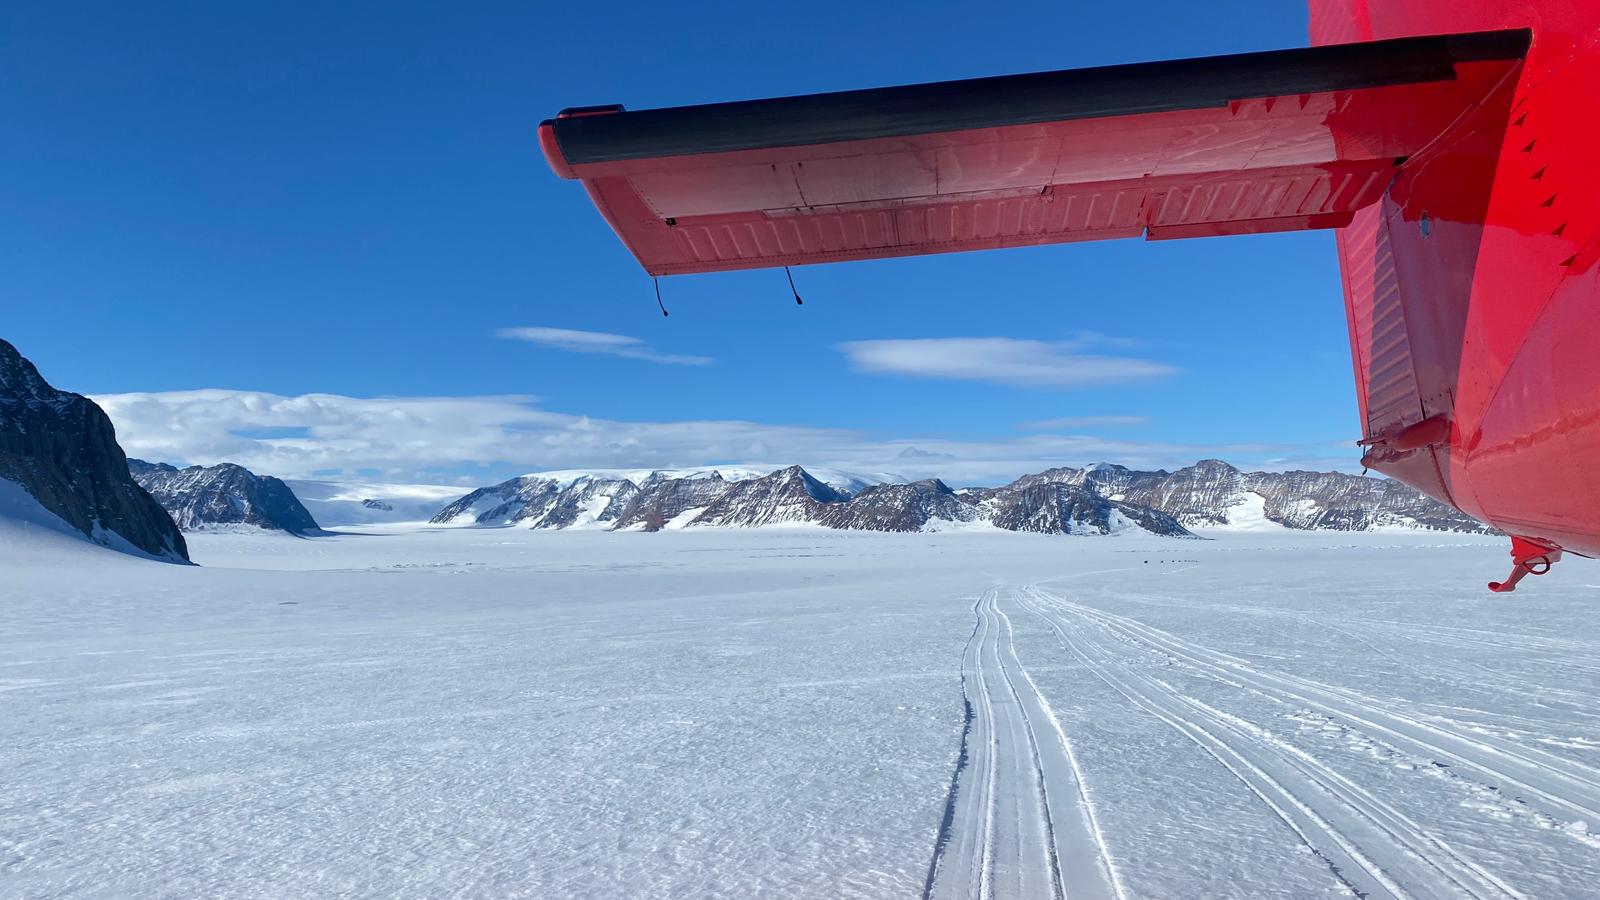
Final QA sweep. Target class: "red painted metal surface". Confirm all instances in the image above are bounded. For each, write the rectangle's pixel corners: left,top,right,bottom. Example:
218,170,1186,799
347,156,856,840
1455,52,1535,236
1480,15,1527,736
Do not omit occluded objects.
543,0,1600,581
1312,0,1600,571
540,54,1519,276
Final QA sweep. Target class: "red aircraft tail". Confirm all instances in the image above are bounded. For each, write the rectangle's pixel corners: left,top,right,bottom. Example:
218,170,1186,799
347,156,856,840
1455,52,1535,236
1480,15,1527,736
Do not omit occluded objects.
1312,0,1600,581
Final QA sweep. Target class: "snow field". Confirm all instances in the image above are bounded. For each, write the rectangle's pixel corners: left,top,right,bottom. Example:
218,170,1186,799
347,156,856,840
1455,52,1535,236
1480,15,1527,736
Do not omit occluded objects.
3,526,1596,898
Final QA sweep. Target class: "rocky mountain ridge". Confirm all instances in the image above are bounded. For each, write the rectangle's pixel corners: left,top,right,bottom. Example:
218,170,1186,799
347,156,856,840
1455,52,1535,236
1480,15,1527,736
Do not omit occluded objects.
0,339,189,561
128,460,322,534
431,457,1489,537
1012,459,1492,533
432,465,1194,537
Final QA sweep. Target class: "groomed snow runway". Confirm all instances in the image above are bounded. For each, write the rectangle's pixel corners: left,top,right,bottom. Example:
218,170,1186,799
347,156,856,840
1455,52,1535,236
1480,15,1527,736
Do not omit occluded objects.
3,525,1597,898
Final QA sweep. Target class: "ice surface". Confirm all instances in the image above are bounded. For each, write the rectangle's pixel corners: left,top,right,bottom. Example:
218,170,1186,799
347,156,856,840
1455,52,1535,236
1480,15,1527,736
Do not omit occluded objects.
283,479,467,525
3,525,1598,898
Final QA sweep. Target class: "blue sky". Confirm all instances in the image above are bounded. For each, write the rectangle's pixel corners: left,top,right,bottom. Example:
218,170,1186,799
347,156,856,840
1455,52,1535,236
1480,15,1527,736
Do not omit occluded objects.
1,1,1364,485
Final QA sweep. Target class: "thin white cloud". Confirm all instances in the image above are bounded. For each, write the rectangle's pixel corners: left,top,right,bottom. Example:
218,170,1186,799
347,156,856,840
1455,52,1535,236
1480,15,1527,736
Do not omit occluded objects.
1018,415,1149,430
92,389,1356,487
497,326,712,366
836,337,1175,388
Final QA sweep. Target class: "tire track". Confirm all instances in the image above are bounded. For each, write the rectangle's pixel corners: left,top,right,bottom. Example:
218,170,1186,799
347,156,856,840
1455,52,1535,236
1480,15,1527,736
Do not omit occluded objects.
922,600,984,900
1021,589,1410,899
992,595,1127,900
1029,586,1600,828
925,589,1121,900
1085,593,1600,725
1020,586,1548,899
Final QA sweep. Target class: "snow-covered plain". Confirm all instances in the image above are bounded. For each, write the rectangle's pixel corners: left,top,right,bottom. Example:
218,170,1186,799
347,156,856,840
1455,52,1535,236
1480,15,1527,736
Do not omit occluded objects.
4,524,1598,898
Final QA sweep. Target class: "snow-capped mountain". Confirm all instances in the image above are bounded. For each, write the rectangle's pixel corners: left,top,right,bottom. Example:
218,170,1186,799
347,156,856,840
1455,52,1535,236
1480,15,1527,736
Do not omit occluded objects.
1018,459,1491,533
0,339,188,562
128,460,321,535
435,465,1188,537
976,482,1192,536
431,473,637,529
687,465,848,528
819,479,980,532
529,476,638,529
610,471,736,531
432,475,566,526
430,457,1489,538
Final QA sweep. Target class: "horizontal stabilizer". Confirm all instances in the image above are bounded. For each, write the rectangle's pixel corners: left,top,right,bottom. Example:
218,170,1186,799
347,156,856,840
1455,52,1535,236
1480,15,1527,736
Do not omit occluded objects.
541,30,1527,275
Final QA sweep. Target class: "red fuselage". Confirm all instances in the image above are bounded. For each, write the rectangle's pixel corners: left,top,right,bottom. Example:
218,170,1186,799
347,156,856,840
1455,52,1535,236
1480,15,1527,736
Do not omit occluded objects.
1313,0,1600,562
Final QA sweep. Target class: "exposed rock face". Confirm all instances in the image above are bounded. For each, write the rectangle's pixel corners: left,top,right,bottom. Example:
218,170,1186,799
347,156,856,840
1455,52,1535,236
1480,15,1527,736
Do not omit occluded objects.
687,465,849,528
1100,459,1247,526
436,466,1186,536
1239,469,1482,531
610,472,734,531
430,474,636,529
429,456,1487,538
983,482,1193,536
1034,459,1492,532
0,339,188,561
431,476,564,526
530,477,637,530
128,460,321,534
819,479,978,532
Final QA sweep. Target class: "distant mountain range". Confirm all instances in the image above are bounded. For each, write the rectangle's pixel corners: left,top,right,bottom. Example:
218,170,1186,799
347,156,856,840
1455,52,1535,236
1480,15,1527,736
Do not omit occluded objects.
430,459,1491,537
0,338,1494,554
128,460,322,535
121,454,1486,540
122,457,1485,539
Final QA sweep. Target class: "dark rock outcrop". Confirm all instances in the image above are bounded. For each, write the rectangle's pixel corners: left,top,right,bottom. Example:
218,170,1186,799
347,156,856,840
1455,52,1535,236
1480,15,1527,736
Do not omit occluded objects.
1240,467,1486,531
1015,459,1491,532
431,473,637,529
0,339,188,561
609,472,735,531
530,476,638,530
430,475,565,525
819,479,978,532
984,482,1193,536
687,465,848,528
